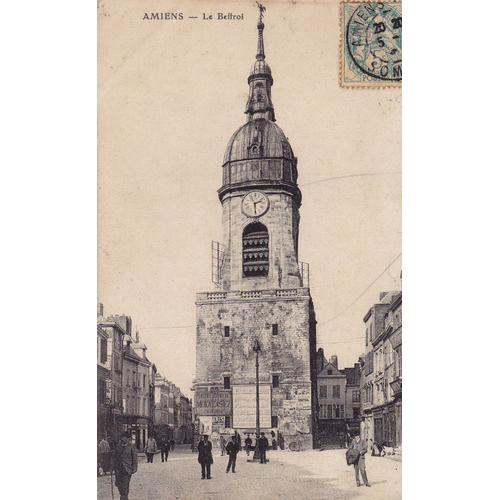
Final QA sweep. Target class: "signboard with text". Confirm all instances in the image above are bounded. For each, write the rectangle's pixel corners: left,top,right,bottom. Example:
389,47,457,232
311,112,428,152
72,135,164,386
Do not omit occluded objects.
232,384,271,429
195,386,231,416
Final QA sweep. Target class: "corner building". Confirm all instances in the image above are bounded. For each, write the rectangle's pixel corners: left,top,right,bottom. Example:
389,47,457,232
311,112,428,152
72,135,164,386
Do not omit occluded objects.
194,14,318,450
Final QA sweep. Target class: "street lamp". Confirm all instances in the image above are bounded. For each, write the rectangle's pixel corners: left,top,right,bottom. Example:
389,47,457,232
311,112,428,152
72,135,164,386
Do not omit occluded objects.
252,339,261,461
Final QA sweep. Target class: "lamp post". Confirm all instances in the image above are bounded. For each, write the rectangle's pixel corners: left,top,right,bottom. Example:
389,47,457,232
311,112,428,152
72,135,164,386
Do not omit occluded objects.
252,339,261,461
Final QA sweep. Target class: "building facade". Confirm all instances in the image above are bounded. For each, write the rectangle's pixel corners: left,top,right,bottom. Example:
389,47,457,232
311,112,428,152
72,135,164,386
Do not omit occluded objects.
97,308,125,441
360,291,402,448
343,362,362,436
154,374,193,444
193,12,318,450
122,329,152,449
97,325,110,440
317,355,347,446
314,350,361,447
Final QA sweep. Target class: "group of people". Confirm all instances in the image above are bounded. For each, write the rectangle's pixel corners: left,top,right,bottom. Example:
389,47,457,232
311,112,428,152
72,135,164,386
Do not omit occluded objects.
144,436,176,463
97,433,138,500
99,430,374,498
198,431,270,479
97,434,177,500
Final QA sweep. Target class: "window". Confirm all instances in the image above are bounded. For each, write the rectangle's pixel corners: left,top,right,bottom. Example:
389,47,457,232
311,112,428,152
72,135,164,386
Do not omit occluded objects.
224,416,231,428
319,405,324,418
327,369,333,375
365,328,368,346
271,415,278,428
224,326,230,337
331,385,340,398
353,390,361,402
143,374,146,387
272,375,280,388
224,376,231,389
327,405,333,419
100,338,107,363
319,385,327,398
98,379,106,404
242,222,269,277
340,405,345,419
272,323,278,335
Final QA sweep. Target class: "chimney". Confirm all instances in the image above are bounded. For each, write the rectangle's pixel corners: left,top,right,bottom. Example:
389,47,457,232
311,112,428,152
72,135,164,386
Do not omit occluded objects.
330,355,338,369
136,328,140,343
379,292,388,301
97,303,104,317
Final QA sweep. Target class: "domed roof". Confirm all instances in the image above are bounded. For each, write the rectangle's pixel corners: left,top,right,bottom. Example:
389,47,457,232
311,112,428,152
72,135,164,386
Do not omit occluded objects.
223,118,294,165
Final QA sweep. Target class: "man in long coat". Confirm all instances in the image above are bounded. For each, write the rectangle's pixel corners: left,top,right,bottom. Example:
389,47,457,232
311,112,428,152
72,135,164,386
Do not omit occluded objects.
257,432,269,464
197,434,213,479
113,432,138,500
225,435,239,473
350,432,371,487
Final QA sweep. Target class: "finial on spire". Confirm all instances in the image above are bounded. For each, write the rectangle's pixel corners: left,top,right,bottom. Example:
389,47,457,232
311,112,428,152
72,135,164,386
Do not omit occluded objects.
256,2,266,60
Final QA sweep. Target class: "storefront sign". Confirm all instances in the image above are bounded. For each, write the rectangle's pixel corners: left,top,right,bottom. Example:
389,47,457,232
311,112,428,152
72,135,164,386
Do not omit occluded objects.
195,386,231,416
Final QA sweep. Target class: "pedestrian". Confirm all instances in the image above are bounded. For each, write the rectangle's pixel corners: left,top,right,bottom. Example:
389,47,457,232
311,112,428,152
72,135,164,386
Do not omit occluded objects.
235,430,242,451
197,434,213,479
350,432,371,487
146,435,157,463
170,439,175,452
225,435,239,473
160,436,170,462
244,434,252,456
220,435,226,456
98,436,111,475
113,432,138,500
257,431,269,464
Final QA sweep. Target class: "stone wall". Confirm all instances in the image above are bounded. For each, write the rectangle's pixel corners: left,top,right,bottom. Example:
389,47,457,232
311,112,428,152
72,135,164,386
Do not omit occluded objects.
194,289,316,449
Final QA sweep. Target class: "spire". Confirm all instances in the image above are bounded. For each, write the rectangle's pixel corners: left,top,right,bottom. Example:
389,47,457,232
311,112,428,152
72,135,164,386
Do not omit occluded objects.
256,2,266,61
245,3,275,122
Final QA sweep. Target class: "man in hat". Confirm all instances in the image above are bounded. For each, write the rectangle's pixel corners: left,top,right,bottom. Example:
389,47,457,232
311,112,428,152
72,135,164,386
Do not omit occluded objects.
244,434,253,456
350,432,371,487
113,432,138,500
197,434,213,479
257,431,269,464
159,436,170,462
225,435,239,473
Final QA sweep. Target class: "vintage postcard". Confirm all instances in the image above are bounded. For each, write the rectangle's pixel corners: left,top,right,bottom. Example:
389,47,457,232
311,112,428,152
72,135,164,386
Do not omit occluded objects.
98,0,401,498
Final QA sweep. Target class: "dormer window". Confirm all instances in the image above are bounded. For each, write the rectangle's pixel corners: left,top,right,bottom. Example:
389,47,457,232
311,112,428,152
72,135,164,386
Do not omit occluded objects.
249,144,261,157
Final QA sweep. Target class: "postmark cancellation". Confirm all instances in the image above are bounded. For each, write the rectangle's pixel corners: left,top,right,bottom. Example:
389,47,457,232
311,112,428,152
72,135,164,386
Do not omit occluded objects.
340,1,402,88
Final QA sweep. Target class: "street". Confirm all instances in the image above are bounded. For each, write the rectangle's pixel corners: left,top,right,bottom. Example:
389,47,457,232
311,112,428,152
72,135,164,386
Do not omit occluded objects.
97,447,401,499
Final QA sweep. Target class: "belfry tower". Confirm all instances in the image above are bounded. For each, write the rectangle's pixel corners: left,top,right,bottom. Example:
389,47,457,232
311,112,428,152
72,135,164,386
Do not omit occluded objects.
194,6,318,450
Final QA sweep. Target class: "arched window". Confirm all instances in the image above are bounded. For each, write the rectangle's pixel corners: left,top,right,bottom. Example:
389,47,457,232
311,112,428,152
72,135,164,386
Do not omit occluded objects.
242,222,269,277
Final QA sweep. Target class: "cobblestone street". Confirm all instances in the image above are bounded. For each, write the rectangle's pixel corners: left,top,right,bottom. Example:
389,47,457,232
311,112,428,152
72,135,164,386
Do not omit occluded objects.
97,447,401,500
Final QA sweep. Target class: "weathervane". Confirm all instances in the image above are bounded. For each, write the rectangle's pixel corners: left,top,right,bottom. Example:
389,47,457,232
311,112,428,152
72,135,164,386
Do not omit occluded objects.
256,2,266,23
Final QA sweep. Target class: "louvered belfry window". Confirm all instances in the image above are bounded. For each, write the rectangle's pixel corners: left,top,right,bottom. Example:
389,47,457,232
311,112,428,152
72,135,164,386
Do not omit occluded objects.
242,222,269,277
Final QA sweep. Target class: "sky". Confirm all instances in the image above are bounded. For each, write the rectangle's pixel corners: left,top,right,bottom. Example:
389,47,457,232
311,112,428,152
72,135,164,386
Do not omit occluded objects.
98,0,401,396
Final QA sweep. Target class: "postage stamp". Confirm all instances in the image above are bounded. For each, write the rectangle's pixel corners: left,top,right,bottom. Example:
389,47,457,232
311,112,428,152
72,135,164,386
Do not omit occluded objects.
340,1,402,88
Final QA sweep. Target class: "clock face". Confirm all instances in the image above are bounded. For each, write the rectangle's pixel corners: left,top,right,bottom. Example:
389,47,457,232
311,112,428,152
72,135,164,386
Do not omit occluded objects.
241,191,269,218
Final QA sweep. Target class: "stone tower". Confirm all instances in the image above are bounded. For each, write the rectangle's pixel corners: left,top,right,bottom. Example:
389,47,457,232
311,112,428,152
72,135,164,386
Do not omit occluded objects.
194,7,318,450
